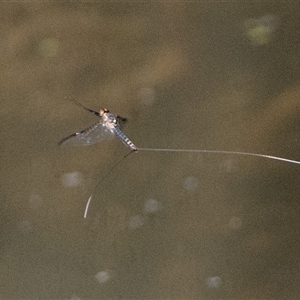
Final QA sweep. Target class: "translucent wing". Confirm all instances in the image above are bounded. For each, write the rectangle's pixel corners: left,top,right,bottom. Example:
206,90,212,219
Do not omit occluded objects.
58,119,115,147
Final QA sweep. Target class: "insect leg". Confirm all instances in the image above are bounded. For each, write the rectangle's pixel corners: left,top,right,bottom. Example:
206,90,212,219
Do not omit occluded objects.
66,97,100,117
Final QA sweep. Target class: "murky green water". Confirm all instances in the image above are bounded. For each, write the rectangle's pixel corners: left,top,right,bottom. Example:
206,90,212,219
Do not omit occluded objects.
1,3,300,299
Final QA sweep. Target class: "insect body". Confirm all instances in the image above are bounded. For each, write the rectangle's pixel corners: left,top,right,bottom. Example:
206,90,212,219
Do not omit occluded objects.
58,101,137,152
100,109,137,151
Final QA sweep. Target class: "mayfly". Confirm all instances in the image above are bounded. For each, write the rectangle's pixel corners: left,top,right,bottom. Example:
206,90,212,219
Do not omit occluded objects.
58,99,137,152
58,99,137,218
59,100,300,218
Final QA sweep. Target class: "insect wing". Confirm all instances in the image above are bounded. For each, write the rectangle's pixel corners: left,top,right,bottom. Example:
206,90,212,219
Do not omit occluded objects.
59,119,115,147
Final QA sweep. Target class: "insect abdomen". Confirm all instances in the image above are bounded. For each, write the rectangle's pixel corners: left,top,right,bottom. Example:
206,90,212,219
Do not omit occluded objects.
114,127,137,151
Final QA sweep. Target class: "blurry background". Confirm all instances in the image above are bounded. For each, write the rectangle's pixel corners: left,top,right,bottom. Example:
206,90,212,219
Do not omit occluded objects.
1,2,300,299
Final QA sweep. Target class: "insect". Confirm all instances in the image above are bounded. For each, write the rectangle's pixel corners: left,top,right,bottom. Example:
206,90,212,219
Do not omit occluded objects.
59,99,300,218
58,99,137,153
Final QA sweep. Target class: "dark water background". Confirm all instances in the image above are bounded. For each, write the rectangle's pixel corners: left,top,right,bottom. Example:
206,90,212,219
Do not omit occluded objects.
1,2,300,299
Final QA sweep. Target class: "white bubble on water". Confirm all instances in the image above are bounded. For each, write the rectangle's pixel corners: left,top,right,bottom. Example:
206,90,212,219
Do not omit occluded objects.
244,14,279,46
183,176,199,191
61,172,84,187
95,270,112,284
128,215,144,229
144,199,160,214
205,276,222,288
